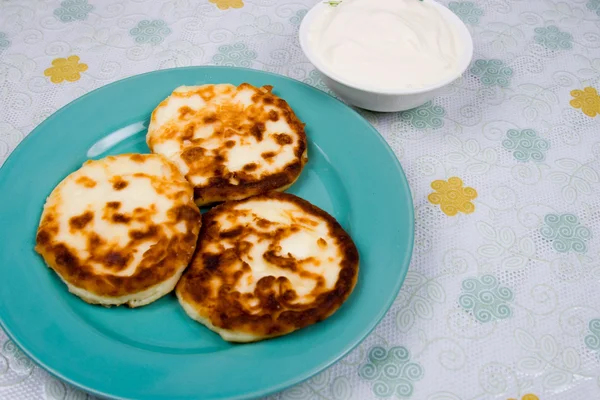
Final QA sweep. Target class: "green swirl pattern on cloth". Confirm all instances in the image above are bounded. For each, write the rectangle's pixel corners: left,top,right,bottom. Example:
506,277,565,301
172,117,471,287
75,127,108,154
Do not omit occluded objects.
359,345,423,398
540,214,592,253
53,0,93,22
585,319,600,351
0,32,9,51
212,42,257,67
534,25,573,51
587,0,600,16
459,275,514,323
502,129,550,162
399,101,445,130
1,340,35,372
448,2,484,25
470,59,513,88
303,69,330,93
289,9,307,25
129,20,171,45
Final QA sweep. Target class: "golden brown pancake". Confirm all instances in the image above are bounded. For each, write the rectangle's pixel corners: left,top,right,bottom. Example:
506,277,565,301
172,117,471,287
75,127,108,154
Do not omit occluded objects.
146,83,308,206
176,192,359,342
35,154,201,307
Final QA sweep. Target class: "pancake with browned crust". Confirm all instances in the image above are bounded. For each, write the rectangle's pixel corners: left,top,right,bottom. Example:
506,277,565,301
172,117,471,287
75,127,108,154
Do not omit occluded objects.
146,83,308,206
35,154,201,307
176,192,359,342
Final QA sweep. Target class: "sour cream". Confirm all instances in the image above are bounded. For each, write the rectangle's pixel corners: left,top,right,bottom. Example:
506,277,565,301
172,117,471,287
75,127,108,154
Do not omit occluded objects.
307,0,466,91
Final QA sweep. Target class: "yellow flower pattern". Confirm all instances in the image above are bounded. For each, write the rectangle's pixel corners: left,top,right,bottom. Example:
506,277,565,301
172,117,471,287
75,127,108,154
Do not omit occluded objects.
570,86,600,117
209,0,244,10
44,55,88,84
428,177,478,216
508,395,539,400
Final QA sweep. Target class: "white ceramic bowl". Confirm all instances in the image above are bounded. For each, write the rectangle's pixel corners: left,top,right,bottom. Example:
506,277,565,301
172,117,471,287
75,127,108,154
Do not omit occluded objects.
299,0,474,112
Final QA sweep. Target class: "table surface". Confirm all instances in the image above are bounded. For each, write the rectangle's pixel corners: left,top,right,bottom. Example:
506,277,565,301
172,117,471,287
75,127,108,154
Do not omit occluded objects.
1,0,600,399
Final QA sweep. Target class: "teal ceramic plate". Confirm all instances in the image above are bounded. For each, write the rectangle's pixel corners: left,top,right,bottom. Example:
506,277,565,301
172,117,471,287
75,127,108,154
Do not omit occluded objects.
0,67,413,400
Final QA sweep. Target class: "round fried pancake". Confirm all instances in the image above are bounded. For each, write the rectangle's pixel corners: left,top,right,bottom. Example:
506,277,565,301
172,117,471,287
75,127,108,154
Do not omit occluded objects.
146,83,308,206
176,192,359,342
35,154,201,308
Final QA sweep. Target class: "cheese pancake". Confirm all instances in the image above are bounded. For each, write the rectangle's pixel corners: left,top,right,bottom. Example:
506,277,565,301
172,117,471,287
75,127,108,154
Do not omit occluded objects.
35,154,201,307
147,83,308,206
176,192,359,342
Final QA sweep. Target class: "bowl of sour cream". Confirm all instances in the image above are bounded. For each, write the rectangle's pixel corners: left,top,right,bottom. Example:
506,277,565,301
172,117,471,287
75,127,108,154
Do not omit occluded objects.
299,0,473,112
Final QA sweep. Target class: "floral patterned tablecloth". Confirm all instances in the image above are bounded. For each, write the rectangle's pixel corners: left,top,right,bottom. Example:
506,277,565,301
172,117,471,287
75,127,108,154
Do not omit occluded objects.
1,0,600,399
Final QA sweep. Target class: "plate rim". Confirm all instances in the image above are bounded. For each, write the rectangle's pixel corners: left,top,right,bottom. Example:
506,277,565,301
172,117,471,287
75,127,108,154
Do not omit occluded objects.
0,66,414,400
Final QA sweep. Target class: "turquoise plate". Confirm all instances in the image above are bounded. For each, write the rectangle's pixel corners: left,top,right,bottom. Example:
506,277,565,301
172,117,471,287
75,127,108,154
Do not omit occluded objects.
0,67,413,400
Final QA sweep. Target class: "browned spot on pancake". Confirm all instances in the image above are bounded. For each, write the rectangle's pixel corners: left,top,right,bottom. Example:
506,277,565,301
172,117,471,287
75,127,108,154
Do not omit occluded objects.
182,124,195,141
176,192,359,341
284,162,301,175
76,176,96,188
104,251,129,269
306,257,322,267
107,201,121,209
112,213,131,224
263,251,298,272
36,230,50,246
203,254,220,271
181,147,205,163
179,106,194,119
54,244,78,269
170,204,201,222
130,154,145,163
268,110,279,121
243,163,257,172
220,227,243,238
114,181,128,190
256,218,272,229
273,133,292,145
69,211,94,230
317,238,327,249
250,123,265,141
204,115,217,124
111,177,128,190
129,225,158,240
225,140,236,148
297,217,319,227
261,151,276,160
88,232,103,248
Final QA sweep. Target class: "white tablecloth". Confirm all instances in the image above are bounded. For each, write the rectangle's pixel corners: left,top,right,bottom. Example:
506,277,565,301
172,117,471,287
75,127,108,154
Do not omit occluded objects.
1,0,600,399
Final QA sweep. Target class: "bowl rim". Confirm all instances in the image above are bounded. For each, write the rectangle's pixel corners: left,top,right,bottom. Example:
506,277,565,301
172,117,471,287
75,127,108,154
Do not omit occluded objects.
299,0,474,96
